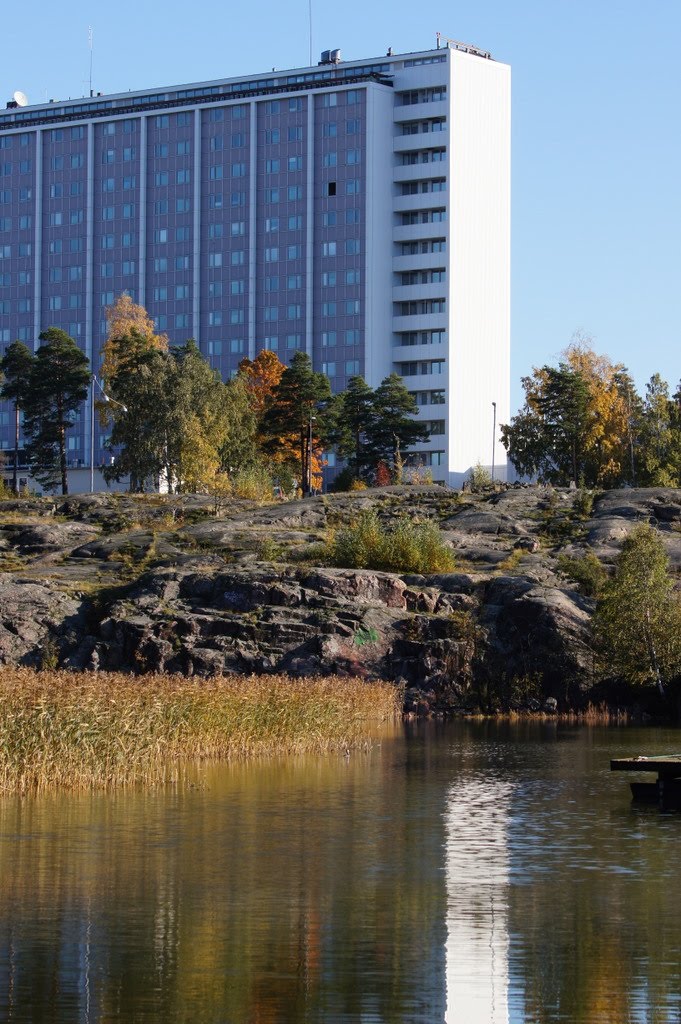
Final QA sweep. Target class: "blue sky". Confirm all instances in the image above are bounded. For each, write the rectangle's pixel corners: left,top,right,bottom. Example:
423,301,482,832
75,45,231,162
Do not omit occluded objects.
3,0,680,414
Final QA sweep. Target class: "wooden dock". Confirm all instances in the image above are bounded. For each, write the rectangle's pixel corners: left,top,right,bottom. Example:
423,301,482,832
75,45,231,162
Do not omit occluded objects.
611,756,681,808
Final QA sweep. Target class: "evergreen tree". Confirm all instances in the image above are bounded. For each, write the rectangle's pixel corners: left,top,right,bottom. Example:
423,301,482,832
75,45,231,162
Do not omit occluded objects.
0,341,35,494
327,375,376,477
635,374,680,486
262,352,331,493
365,373,428,471
22,329,90,495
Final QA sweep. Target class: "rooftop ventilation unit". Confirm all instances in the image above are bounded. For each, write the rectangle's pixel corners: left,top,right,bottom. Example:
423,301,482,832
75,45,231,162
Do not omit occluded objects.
319,49,342,65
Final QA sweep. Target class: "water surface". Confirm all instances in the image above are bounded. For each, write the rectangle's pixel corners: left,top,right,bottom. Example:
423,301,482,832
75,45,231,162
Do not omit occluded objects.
1,720,680,1023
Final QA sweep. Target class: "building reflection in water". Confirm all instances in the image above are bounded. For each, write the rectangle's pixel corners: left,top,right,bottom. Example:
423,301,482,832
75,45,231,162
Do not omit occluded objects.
445,776,512,1024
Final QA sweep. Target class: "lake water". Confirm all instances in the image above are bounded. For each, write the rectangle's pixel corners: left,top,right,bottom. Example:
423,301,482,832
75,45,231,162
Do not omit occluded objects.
1,720,681,1023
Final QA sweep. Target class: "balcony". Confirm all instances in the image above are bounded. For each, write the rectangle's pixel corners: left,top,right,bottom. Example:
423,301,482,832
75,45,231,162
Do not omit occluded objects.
393,192,448,214
392,312,447,333
392,252,448,272
393,128,449,154
393,100,448,123
393,222,448,243
392,282,446,302
393,371,447,392
393,161,448,183
393,342,447,362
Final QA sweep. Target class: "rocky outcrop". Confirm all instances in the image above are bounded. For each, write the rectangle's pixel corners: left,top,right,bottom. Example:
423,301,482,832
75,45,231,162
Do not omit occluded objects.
0,484,677,712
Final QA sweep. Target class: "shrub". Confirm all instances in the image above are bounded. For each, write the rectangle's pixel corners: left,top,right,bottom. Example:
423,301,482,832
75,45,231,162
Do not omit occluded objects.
329,467,367,493
404,465,434,485
328,510,455,573
467,462,492,490
557,549,607,597
573,488,594,519
230,466,273,503
374,461,392,487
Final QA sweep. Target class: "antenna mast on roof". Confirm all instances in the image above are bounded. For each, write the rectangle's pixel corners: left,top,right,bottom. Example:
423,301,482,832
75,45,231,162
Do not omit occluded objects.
308,0,313,66
88,26,94,97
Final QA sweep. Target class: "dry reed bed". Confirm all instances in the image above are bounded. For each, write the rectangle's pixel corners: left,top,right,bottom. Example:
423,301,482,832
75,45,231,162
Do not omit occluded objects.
0,669,400,794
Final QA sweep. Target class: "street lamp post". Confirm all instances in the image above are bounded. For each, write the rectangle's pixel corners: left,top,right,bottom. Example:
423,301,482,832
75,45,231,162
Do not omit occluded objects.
306,414,316,496
491,401,497,483
90,374,127,493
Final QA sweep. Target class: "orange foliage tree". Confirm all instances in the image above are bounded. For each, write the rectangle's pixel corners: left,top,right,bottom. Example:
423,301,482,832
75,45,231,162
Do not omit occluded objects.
101,293,168,384
239,350,301,480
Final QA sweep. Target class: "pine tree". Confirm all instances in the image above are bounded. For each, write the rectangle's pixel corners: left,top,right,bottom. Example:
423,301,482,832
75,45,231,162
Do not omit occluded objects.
366,373,428,472
22,329,90,495
327,375,376,477
0,341,35,494
262,352,331,494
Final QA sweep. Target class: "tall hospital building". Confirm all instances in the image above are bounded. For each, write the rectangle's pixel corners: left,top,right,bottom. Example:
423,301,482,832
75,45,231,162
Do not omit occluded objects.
0,39,510,488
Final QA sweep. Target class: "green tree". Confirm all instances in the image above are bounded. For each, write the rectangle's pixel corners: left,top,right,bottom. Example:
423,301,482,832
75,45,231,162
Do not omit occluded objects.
326,375,376,476
502,363,590,483
164,340,229,492
501,342,633,486
219,373,260,474
21,329,90,495
595,523,681,696
262,352,331,494
635,374,680,486
0,341,35,494
102,329,171,492
365,373,428,472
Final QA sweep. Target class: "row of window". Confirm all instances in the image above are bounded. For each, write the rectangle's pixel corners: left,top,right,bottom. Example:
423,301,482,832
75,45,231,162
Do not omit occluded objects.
396,329,446,346
401,119,446,136
319,330,361,346
399,239,446,255
0,188,28,202
410,389,445,405
400,179,446,195
397,360,445,376
0,161,32,175
397,300,446,316
0,243,30,257
0,135,30,148
320,360,360,377
3,178,360,206
50,122,133,141
102,147,137,162
1,266,364,292
399,148,446,166
397,87,446,106
398,270,446,286
400,209,446,226
404,450,446,467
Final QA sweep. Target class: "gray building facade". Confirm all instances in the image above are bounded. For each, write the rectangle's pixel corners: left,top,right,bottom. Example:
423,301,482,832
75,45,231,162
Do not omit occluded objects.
0,41,510,488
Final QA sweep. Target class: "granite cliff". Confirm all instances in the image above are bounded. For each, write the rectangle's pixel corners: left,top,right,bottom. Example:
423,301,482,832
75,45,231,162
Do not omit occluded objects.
1,485,680,712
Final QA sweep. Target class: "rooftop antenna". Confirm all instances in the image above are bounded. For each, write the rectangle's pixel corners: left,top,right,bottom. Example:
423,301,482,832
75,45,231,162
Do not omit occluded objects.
88,26,94,97
308,0,313,66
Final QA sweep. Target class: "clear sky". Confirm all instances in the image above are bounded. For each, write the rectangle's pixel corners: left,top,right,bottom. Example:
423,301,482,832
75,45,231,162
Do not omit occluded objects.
3,0,680,414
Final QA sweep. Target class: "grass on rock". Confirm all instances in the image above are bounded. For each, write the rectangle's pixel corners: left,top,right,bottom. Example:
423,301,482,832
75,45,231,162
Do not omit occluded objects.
0,669,400,794
326,510,455,574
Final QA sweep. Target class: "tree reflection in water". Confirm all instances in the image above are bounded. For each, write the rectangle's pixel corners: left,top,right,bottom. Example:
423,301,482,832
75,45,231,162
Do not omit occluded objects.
0,721,681,1023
